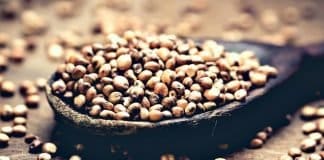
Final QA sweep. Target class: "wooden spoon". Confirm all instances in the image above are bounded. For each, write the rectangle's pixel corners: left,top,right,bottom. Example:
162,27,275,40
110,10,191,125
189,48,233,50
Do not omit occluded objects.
45,40,324,159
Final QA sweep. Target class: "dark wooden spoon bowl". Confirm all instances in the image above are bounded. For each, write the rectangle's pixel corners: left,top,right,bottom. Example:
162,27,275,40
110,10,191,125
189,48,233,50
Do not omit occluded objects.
46,40,302,136
45,40,324,159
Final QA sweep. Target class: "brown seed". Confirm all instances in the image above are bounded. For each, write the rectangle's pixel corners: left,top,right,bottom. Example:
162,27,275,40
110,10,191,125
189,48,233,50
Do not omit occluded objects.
301,2,317,20
203,88,220,101
282,7,300,25
86,87,97,101
234,89,247,101
161,97,176,109
225,93,234,101
42,142,57,154
21,10,47,35
25,94,40,108
146,77,160,89
308,153,322,160
189,91,202,102
100,85,113,98
12,125,27,137
157,47,171,61
1,126,13,136
117,54,132,70
108,92,122,104
0,76,3,85
89,105,101,117
172,106,184,118
128,86,144,100
9,48,26,63
0,55,8,72
13,104,28,117
13,117,27,125
214,158,226,160
165,58,176,69
190,83,202,92
316,118,324,134
184,65,198,78
161,70,175,85
25,134,39,144
91,55,106,69
294,157,306,160
316,108,324,117
29,139,43,153
54,1,74,18
199,77,213,89
161,154,176,160
203,102,217,110
115,111,130,120
72,65,86,79
319,151,324,159
256,131,268,142
37,153,51,160
288,147,302,157
260,9,280,32
69,155,81,160
73,95,86,109
257,65,278,77
249,138,263,149
51,79,66,93
300,138,316,152
113,76,129,91
0,104,14,120
0,33,9,47
0,80,15,97
182,77,193,87
144,61,160,72
98,64,111,78
47,43,64,60
150,104,163,111
185,102,197,116
301,105,317,119
25,86,39,97
35,78,47,90
177,99,188,109
149,110,163,122
114,104,126,113
302,122,317,134
74,143,84,153
171,81,185,95
249,71,267,86
0,133,10,146
308,132,322,144
99,110,115,119
128,103,141,115
278,155,293,160
154,83,169,97
225,80,241,92
138,70,153,82
162,110,173,119
139,108,149,121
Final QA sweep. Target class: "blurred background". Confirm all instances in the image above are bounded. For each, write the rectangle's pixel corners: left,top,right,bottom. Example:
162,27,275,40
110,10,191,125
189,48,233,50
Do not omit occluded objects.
1,0,324,160
1,0,324,46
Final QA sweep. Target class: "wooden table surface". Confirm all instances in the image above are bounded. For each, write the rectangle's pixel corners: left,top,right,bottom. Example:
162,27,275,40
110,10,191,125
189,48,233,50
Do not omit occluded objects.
1,0,324,159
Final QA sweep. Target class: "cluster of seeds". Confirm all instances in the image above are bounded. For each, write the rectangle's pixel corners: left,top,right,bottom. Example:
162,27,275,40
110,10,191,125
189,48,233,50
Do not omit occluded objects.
24,134,58,160
51,31,278,122
0,104,28,146
278,105,324,160
0,78,75,160
249,126,273,149
0,102,81,160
